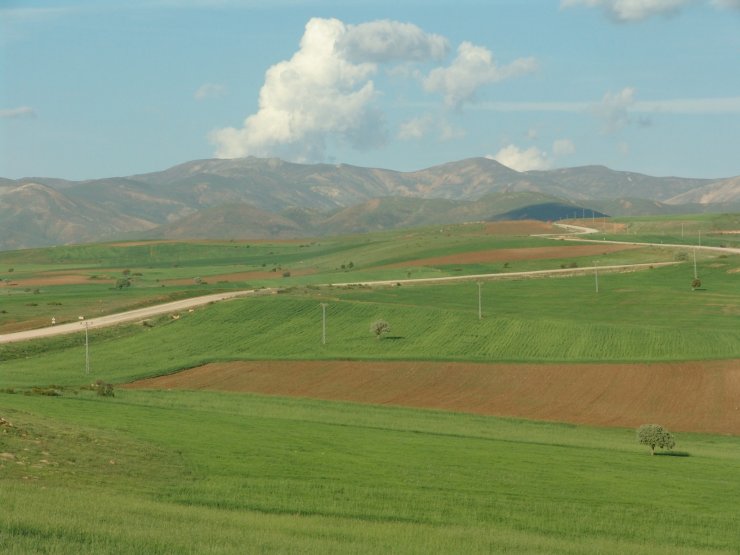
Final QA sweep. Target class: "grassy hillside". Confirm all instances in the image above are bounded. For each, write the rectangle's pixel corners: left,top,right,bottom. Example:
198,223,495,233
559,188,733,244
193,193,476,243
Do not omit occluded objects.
2,390,739,554
1,216,739,553
2,222,663,332
2,259,738,391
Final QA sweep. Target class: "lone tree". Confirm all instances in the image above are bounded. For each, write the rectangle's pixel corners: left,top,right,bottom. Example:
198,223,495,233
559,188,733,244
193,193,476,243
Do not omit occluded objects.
691,278,702,290
637,424,675,455
370,319,391,339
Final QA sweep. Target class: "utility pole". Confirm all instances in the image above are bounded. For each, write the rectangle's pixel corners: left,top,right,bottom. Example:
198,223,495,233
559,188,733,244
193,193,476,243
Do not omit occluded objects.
79,316,90,375
693,249,698,280
698,230,701,247
320,303,327,345
594,262,599,293
477,282,482,320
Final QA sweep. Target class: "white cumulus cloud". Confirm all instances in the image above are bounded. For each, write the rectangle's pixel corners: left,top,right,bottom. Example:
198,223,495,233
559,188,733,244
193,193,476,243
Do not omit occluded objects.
561,0,692,21
211,17,537,161
0,106,36,119
594,87,637,132
489,145,553,172
397,115,465,141
336,20,449,63
711,0,740,8
423,42,538,108
195,83,227,100
398,115,432,140
488,137,576,171
211,17,452,161
552,138,576,156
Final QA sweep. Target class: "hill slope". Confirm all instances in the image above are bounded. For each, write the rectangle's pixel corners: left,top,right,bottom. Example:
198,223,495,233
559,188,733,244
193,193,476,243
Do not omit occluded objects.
1,156,737,249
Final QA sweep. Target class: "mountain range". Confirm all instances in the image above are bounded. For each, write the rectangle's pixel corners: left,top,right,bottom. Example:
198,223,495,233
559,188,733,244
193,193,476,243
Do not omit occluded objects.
1,156,738,250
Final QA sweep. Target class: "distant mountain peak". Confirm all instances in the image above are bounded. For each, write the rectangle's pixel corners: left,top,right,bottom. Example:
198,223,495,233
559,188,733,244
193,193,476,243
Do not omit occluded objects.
0,155,737,250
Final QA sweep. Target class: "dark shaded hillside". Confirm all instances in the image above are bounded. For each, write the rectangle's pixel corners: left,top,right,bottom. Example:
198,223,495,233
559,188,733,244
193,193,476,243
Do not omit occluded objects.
492,203,608,222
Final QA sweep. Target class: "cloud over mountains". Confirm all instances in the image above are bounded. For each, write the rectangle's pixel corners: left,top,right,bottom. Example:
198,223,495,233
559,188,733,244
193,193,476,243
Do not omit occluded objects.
210,17,536,162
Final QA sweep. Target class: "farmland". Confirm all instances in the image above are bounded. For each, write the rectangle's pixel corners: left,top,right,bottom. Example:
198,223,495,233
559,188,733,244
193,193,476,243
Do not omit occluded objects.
1,216,739,553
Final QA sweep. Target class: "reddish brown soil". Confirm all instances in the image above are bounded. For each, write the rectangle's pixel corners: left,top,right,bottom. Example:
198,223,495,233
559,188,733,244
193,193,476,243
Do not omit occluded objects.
107,238,304,247
1,274,111,287
483,221,557,234
162,268,315,286
382,244,639,269
125,359,740,435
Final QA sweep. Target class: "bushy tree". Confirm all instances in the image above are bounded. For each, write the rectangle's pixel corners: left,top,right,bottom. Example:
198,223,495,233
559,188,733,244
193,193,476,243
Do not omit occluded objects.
115,277,131,289
370,319,390,339
691,278,701,290
637,424,675,455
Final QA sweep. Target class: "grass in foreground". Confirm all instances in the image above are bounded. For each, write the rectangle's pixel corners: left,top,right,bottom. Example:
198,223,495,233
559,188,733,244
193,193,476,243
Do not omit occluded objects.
1,390,739,554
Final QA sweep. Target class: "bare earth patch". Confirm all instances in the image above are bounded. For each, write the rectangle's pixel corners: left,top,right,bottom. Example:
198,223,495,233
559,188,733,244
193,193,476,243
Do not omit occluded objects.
125,359,740,435
162,268,315,286
1,274,111,287
483,221,557,235
381,244,639,269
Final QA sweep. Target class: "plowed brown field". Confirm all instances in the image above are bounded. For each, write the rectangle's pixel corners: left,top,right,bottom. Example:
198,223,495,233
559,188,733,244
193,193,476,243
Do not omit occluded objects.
382,244,638,269
483,221,556,234
1,275,112,287
126,359,740,435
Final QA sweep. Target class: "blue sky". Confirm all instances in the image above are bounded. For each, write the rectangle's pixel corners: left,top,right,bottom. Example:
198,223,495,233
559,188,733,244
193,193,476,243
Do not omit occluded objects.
1,0,739,180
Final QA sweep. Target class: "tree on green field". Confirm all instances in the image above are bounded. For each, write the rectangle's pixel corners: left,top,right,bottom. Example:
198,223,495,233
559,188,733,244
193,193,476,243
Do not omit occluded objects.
370,319,390,339
691,278,701,290
115,277,131,289
637,424,675,455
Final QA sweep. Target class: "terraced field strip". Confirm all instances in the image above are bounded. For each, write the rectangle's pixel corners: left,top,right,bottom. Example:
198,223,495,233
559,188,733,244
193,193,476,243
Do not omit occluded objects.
376,243,640,269
333,261,679,287
126,359,740,435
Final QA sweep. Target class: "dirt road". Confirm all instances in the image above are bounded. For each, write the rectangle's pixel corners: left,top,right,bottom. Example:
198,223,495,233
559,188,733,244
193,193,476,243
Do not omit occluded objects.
0,290,268,344
0,258,681,344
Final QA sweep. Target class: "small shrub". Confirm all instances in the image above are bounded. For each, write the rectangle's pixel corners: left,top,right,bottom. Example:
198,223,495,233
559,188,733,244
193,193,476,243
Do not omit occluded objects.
637,424,675,455
115,277,131,289
282,271,291,278
691,278,702,290
93,380,115,397
29,387,62,397
674,251,688,261
370,319,391,339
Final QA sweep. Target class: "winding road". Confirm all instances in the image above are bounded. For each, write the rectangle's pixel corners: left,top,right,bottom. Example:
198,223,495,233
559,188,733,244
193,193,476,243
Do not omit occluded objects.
1,222,735,345
0,290,268,345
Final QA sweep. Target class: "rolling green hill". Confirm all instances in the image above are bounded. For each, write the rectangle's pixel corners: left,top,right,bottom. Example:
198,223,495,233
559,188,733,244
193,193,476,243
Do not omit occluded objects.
1,219,739,554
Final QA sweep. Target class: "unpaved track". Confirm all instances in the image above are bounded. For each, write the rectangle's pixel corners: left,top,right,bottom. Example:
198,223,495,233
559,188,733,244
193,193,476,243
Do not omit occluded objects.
125,359,740,435
0,260,677,344
0,290,268,344
550,222,740,255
